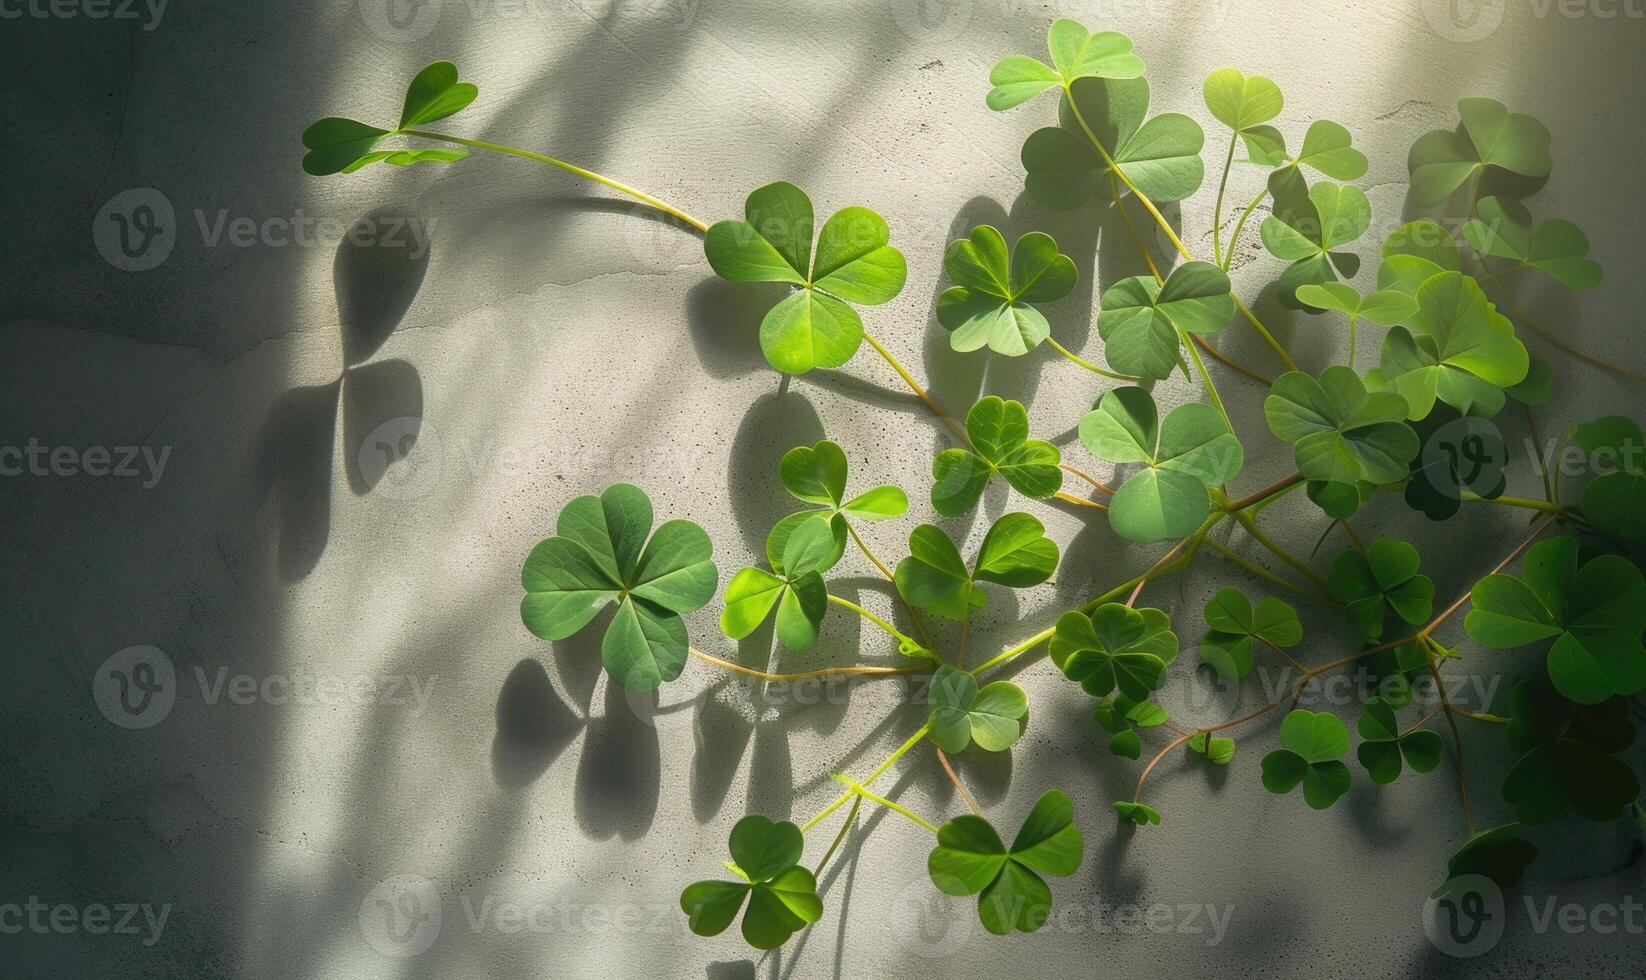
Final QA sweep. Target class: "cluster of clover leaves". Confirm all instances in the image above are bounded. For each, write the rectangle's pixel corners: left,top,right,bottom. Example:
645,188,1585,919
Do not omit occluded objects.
303,19,1645,950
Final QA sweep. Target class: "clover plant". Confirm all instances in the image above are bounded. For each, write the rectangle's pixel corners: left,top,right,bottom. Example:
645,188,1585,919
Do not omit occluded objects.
302,17,1643,951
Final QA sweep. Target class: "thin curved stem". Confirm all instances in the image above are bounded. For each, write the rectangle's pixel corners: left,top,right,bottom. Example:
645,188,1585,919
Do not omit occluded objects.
1046,337,1139,381
1230,508,1330,591
403,130,709,232
813,794,861,876
1232,294,1298,371
1192,335,1274,385
688,648,923,683
1054,490,1108,510
1223,187,1269,272
1064,87,1192,263
1224,472,1304,512
1450,708,1509,725
827,594,917,646
800,724,931,832
845,522,931,646
1420,636,1476,834
846,783,940,835
935,747,980,814
862,332,968,444
1212,134,1237,267
1201,537,1335,606
1060,463,1117,495
1481,266,1646,384
1461,491,1568,514
1180,327,1233,429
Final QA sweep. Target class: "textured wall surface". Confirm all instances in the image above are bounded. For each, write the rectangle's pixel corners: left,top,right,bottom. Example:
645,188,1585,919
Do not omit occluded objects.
4,1,1645,977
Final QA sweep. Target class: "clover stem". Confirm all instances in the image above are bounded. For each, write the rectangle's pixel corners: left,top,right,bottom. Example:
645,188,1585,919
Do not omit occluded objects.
826,594,917,646
1063,85,1193,264
1192,336,1274,386
1419,635,1477,835
1224,471,1304,512
1232,295,1297,372
1045,336,1138,381
1347,315,1358,371
1524,406,1557,505
1212,134,1237,267
1477,264,1646,384
1418,515,1556,638
1449,707,1509,725
799,724,931,833
935,747,981,815
1258,634,1312,675
848,783,940,835
813,793,861,877
861,332,968,444
1133,733,1193,802
1060,462,1117,495
957,610,970,669
1222,187,1269,273
401,130,710,232
1460,491,1567,513
1406,704,1445,734
845,522,932,647
1229,507,1330,591
1053,490,1107,511
1200,537,1336,607
1180,327,1233,430
687,647,924,683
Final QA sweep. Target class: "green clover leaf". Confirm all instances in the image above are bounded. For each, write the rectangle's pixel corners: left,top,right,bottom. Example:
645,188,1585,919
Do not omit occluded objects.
1403,410,1508,521
1022,76,1205,210
1261,709,1352,809
1408,98,1552,207
768,439,907,572
1294,282,1419,332
1306,478,1377,520
1444,823,1538,890
1378,271,1529,420
1198,587,1303,680
928,790,1084,935
1093,693,1168,759
1202,68,1283,135
1050,603,1179,702
937,226,1077,355
1261,168,1371,308
1501,680,1638,824
986,20,1144,110
1079,386,1244,541
1355,696,1442,784
1236,119,1368,179
932,397,1062,517
1383,220,1463,276
1572,417,1646,552
929,665,1029,753
722,515,842,652
1112,800,1162,826
1096,261,1235,381
1463,196,1603,289
895,513,1058,620
301,62,477,176
680,814,822,950
520,484,717,692
704,182,907,374
1264,366,1419,486
1188,731,1236,765
1464,535,1646,705
1327,538,1435,641
1506,357,1552,407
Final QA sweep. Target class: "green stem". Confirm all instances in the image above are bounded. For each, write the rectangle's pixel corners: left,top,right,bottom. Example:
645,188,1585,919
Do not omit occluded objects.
845,782,941,835
1223,187,1269,272
1212,134,1237,267
1046,337,1139,381
1224,472,1304,512
1461,491,1568,514
827,594,917,646
1230,508,1330,591
1451,708,1509,725
800,724,931,833
1062,85,1193,263
1347,314,1358,371
861,332,969,445
1201,537,1336,606
402,130,709,232
1232,295,1298,371
1180,327,1233,429
813,793,861,876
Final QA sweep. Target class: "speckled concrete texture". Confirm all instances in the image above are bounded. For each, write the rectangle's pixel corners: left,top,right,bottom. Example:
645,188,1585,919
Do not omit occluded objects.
4,1,1645,977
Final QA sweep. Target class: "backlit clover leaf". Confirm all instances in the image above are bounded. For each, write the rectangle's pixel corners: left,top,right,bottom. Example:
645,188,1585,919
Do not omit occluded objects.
895,513,1059,620
1501,680,1639,824
1294,282,1418,346
1572,417,1646,553
1443,823,1538,890
1260,709,1352,810
680,815,822,950
1096,262,1235,382
721,516,841,652
1327,538,1435,641
1464,535,1646,705
1239,119,1370,179
1355,696,1442,784
1079,386,1244,542
1306,478,1376,520
1022,77,1205,210
768,439,907,573
704,181,907,375
1378,271,1529,420
1187,731,1236,766
1112,801,1161,826
928,665,1029,753
301,62,476,175
1377,219,1462,296
1050,603,1179,703
1404,409,1508,521
986,19,1144,110
1464,196,1603,289
1408,98,1551,208
1198,587,1302,680
936,226,1076,355
520,484,717,692
1264,365,1419,489
932,397,1062,517
1261,167,1371,308
1092,693,1168,759
1201,68,1284,162
927,790,1084,935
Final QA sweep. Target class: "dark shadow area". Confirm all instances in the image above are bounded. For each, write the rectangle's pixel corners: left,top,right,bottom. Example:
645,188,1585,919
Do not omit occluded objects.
573,673,663,840
492,658,581,789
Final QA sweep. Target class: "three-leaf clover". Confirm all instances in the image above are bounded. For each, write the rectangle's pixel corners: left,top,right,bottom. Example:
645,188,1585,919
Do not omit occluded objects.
928,790,1084,935
928,665,1029,753
1464,535,1646,705
1247,119,1370,178
1261,709,1352,809
1096,262,1235,381
1327,538,1435,641
1355,696,1442,784
1050,603,1179,702
704,182,907,374
1078,386,1244,542
1261,168,1371,307
721,516,840,652
1378,271,1529,420
302,61,476,176
1198,587,1303,680
1093,693,1168,759
768,439,906,571
895,513,1059,620
1501,680,1639,824
986,19,1144,110
1264,366,1419,486
932,397,1062,517
1294,282,1419,352
680,815,822,949
520,484,718,692
1572,416,1646,553
936,226,1077,355
1408,98,1551,207
1463,196,1603,289
1403,409,1508,521
1202,68,1286,165
1022,77,1205,210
